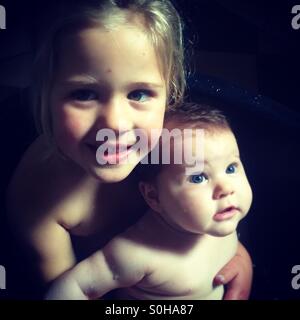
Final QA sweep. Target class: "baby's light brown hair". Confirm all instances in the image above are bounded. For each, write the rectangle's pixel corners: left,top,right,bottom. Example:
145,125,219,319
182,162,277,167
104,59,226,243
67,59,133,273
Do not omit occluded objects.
136,102,232,183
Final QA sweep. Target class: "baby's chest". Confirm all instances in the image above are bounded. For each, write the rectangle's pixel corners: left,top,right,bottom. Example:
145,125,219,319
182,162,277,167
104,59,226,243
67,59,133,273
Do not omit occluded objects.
137,241,237,299
149,255,220,297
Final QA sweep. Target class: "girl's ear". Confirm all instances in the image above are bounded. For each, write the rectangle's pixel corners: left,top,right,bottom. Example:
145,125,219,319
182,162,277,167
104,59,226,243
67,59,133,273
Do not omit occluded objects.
139,181,162,213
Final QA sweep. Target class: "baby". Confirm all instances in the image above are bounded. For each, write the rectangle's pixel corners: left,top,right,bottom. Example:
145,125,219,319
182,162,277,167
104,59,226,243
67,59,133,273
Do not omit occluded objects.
46,102,253,300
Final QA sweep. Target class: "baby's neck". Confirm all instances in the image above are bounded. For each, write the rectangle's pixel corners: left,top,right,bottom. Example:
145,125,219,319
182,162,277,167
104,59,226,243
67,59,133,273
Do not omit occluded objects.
141,209,211,249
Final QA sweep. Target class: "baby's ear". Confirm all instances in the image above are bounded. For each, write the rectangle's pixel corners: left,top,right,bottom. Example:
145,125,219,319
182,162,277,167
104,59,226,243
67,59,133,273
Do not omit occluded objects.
139,181,162,213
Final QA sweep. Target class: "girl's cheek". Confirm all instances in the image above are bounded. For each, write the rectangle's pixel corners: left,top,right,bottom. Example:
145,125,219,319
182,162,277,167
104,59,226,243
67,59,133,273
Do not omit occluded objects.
65,117,85,138
54,109,87,144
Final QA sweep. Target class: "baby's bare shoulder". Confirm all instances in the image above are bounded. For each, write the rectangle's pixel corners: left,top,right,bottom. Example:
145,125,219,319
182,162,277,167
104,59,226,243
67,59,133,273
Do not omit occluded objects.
105,219,163,268
102,230,156,278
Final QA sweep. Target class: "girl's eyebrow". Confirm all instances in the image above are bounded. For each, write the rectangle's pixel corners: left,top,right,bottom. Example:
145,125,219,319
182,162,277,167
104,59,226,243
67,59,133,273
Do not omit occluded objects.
58,80,102,87
129,82,164,89
58,77,102,86
57,77,164,89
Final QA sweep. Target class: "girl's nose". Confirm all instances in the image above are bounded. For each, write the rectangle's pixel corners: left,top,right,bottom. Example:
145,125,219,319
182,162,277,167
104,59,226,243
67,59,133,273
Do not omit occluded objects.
96,98,133,133
213,181,234,199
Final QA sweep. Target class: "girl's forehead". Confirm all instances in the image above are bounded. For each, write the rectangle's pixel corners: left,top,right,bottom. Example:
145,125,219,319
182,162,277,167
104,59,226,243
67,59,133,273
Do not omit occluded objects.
56,12,149,45
54,25,163,80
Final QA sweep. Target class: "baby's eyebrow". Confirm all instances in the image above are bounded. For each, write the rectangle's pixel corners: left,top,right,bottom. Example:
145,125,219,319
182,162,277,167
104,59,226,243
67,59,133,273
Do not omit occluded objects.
217,154,240,162
183,154,240,168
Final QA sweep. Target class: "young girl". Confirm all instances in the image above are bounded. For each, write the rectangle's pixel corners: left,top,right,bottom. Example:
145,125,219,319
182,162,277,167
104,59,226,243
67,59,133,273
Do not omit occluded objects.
6,0,251,299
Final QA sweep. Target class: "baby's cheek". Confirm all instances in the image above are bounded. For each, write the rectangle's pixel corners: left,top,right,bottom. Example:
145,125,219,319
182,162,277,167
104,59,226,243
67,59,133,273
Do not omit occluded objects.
245,182,253,211
239,179,253,214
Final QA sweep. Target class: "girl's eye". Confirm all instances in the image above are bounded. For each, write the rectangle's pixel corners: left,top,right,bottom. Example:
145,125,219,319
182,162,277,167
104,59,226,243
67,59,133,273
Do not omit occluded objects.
226,163,238,174
128,90,151,102
189,174,207,184
70,89,98,101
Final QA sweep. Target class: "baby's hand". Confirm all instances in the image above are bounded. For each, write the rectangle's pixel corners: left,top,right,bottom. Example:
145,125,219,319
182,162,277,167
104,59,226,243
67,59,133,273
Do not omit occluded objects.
213,242,253,300
45,272,88,300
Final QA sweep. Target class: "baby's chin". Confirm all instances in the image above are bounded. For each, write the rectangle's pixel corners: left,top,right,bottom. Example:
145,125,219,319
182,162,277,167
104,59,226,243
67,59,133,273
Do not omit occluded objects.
208,221,240,237
207,229,236,238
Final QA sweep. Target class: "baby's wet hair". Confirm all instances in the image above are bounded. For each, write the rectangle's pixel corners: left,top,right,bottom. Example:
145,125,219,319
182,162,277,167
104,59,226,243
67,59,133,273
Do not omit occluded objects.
165,102,231,131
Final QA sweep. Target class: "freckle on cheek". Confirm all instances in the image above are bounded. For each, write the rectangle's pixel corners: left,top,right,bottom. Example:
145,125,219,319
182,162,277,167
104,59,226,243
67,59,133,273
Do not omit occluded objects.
106,69,112,73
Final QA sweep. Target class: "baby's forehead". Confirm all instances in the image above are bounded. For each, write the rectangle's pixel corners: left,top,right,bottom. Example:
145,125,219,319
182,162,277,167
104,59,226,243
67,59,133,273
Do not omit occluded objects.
159,123,239,166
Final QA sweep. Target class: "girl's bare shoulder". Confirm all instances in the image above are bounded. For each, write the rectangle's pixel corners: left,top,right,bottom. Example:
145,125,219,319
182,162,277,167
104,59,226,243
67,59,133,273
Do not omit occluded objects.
6,135,86,229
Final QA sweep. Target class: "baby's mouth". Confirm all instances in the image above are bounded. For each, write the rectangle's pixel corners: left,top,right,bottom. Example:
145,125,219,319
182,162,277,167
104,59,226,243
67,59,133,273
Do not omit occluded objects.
213,206,240,221
217,206,238,214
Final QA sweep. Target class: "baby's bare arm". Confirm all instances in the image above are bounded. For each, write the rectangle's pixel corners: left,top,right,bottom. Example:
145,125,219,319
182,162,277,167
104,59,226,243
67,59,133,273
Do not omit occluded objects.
46,237,148,300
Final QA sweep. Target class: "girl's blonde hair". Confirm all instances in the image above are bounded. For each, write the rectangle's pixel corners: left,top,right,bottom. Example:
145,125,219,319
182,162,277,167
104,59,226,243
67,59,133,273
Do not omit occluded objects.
32,0,186,143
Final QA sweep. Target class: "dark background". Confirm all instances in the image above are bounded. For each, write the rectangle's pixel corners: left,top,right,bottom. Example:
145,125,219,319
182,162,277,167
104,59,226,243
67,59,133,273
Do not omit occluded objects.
0,0,300,299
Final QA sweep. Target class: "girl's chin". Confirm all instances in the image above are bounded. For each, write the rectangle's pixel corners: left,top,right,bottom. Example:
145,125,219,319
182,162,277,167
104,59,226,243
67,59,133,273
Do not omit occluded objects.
87,163,137,183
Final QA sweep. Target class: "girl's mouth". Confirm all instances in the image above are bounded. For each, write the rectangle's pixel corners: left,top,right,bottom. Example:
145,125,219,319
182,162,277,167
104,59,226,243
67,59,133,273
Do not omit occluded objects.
87,143,136,165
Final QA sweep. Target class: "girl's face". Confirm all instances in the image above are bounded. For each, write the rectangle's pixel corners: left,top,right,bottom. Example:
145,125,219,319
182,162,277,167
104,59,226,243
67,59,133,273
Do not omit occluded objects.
50,23,167,182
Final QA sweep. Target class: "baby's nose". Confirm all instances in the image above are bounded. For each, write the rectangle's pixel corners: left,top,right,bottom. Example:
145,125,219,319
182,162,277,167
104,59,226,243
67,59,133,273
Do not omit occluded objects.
213,181,234,199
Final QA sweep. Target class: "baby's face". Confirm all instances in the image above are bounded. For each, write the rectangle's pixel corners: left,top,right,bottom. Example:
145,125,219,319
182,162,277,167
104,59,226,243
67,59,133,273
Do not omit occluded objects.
155,127,252,237
50,22,167,182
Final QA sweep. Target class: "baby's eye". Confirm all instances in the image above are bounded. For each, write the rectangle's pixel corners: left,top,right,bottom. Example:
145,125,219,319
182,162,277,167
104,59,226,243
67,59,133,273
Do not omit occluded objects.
128,90,151,102
70,89,98,101
226,163,238,174
189,173,207,184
